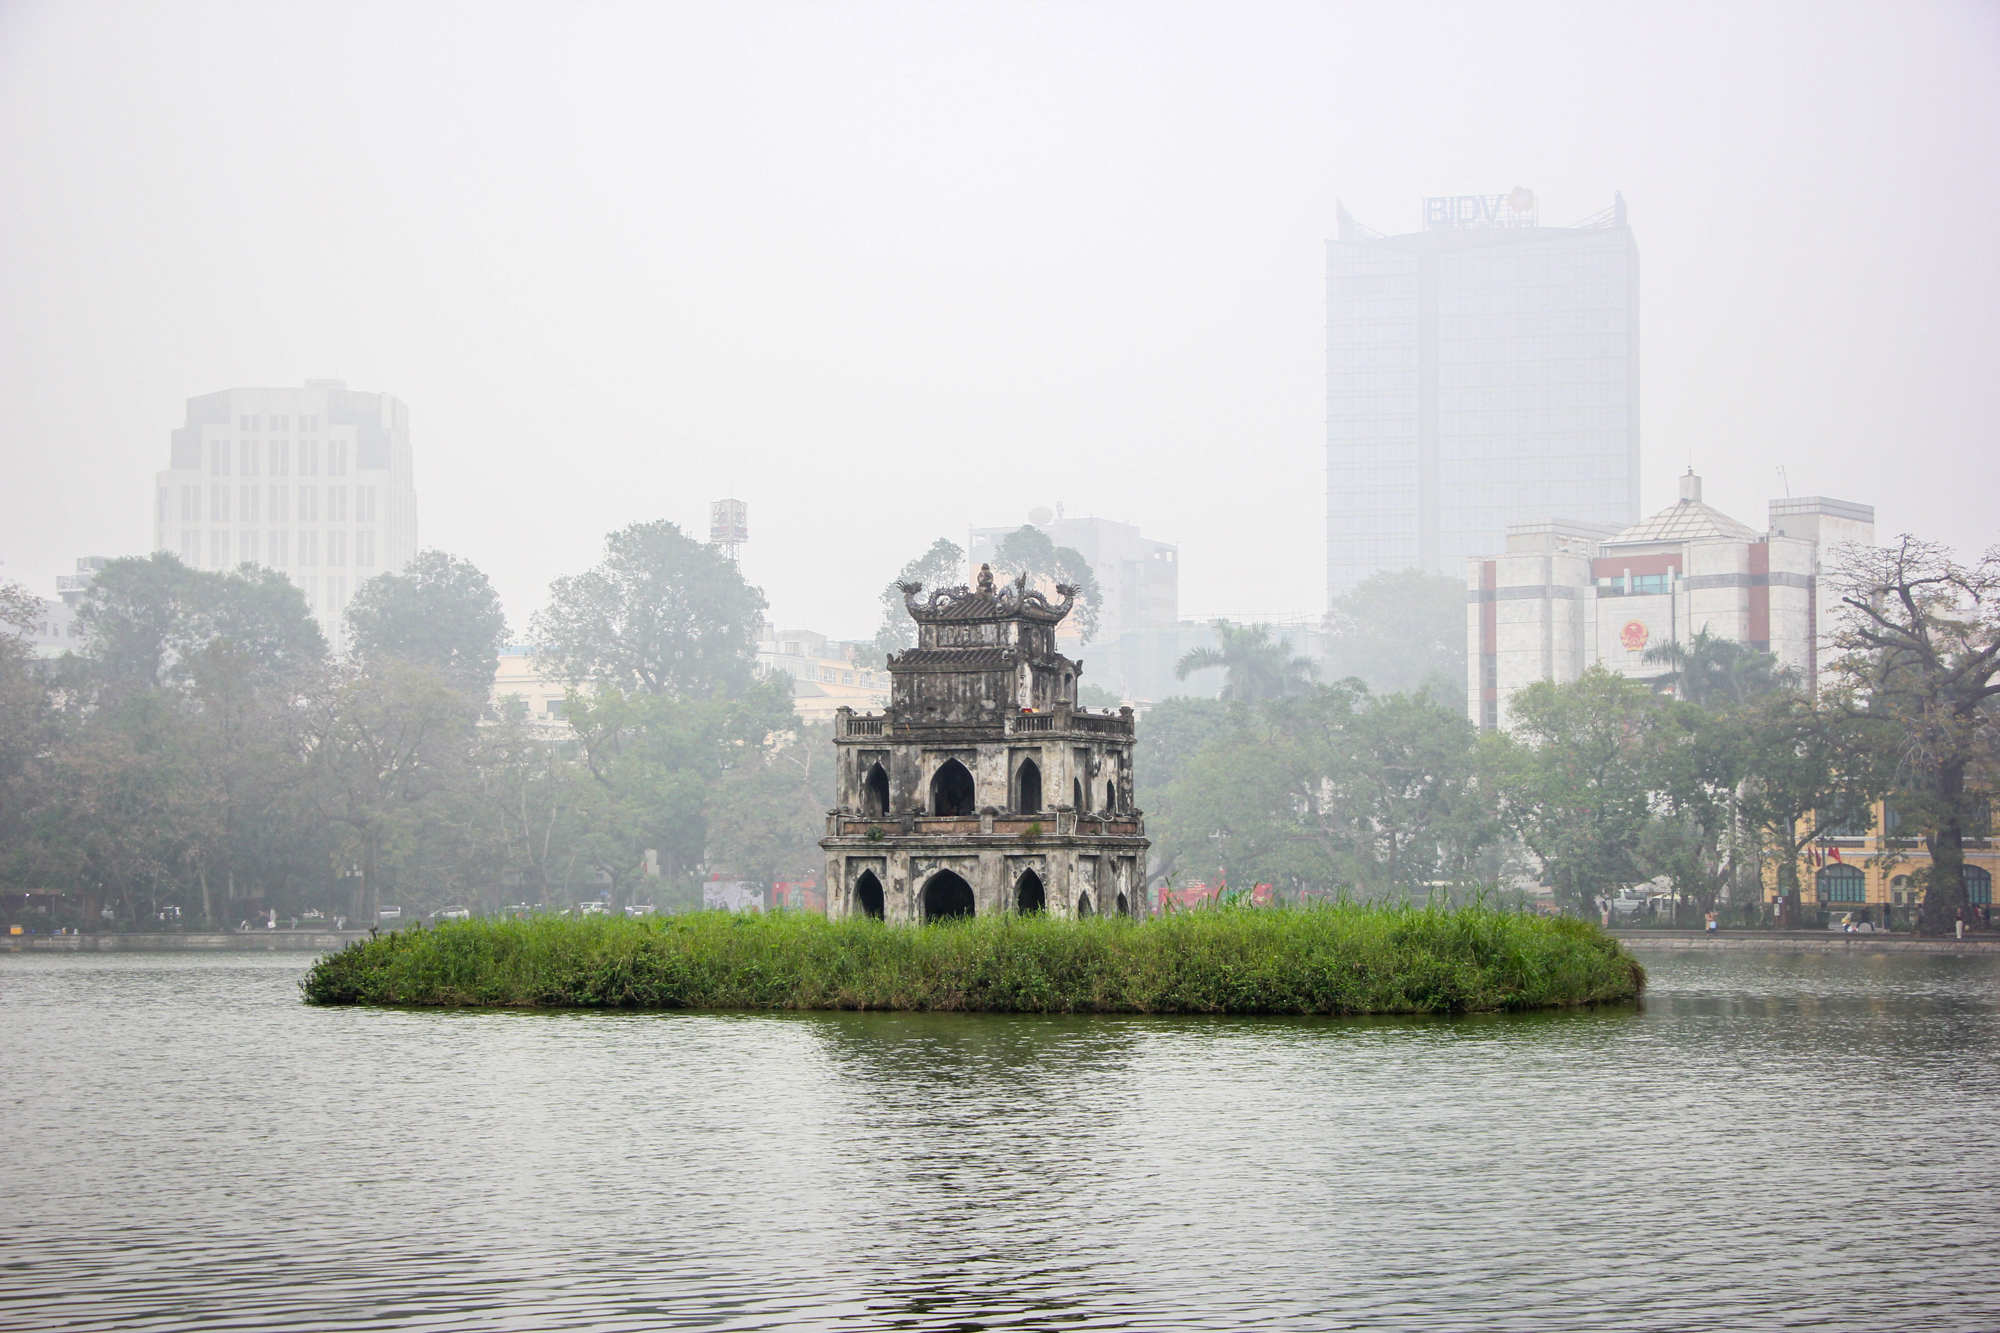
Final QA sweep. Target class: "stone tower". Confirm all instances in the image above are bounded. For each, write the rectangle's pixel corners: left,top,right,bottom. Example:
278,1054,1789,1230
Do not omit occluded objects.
820,565,1149,922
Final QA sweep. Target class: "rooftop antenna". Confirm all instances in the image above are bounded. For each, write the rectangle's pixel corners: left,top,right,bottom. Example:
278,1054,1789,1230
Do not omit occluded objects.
1777,466,1791,498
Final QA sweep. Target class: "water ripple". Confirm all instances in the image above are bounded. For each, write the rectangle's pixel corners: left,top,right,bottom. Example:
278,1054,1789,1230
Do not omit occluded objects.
2,948,1996,1330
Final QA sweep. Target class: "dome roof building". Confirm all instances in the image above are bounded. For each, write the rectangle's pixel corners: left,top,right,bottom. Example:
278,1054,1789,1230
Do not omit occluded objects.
1466,472,1875,731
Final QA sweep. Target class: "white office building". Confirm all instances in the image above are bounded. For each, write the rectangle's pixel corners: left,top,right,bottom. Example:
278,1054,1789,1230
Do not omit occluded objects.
153,380,418,650
1328,190,1640,601
1468,472,1873,730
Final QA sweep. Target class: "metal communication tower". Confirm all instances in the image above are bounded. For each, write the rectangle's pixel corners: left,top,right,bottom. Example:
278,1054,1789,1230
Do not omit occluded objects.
709,498,748,563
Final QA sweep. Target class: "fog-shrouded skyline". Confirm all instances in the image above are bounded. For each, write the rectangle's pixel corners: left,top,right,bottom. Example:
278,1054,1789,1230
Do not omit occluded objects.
2,1,1995,640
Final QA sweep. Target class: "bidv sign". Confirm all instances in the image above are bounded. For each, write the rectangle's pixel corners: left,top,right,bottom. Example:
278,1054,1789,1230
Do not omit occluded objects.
1423,187,1538,230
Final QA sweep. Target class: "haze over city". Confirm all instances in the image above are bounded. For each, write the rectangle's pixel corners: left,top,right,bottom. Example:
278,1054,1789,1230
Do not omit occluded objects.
2,1,1996,635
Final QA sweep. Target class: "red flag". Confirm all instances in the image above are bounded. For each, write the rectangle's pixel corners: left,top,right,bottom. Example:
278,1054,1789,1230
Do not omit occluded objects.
1829,847,1843,864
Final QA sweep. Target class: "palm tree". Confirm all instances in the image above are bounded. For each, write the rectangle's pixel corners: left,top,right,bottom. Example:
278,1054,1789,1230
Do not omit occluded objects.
1175,621,1318,703
1643,628,1790,708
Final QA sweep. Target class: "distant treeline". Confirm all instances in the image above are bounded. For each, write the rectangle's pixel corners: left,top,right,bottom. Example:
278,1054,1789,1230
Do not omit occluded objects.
0,523,826,930
2,531,1992,939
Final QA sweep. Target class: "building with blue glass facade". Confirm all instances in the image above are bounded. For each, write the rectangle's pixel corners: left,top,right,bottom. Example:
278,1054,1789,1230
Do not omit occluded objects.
1325,191,1640,600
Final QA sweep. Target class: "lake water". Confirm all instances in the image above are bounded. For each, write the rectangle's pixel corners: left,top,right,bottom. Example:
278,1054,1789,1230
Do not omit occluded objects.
3,948,1996,1331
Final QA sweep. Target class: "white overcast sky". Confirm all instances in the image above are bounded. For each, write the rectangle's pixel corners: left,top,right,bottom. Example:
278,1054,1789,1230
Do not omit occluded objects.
1,0,1995,639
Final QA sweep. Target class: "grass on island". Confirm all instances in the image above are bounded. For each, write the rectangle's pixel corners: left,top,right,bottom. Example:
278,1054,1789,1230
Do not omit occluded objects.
301,904,1643,1015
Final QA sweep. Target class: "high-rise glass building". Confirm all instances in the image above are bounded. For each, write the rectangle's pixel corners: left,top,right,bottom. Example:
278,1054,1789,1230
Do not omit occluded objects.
153,380,419,651
1325,190,1639,600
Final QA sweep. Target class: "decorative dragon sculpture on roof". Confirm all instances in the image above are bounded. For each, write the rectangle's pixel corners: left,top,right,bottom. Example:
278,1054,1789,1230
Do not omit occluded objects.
901,563,1078,622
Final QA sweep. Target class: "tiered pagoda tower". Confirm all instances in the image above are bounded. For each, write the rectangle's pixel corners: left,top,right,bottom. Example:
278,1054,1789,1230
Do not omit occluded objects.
820,565,1148,922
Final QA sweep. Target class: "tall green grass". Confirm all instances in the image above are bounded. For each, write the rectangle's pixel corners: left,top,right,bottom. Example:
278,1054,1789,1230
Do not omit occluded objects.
302,906,1643,1014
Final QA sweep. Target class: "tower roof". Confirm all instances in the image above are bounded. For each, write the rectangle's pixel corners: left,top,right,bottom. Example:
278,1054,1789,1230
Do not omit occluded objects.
901,564,1076,627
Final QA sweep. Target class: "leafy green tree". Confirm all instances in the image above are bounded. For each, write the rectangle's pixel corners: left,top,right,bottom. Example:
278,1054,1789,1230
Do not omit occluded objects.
1643,628,1789,708
1175,621,1317,703
11,691,201,923
992,526,1102,643
1639,698,1757,921
175,636,322,925
0,580,58,873
868,538,965,664
1322,569,1466,706
304,660,479,924
346,551,510,690
1486,667,1664,914
1831,537,2000,933
1731,688,1888,926
1150,684,1492,899
704,722,836,892
530,521,766,698
73,554,325,697
561,673,795,911
1132,697,1232,810
465,708,593,907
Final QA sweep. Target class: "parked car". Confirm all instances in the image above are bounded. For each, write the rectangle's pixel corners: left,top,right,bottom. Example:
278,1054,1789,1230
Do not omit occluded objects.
434,906,471,922
377,906,402,921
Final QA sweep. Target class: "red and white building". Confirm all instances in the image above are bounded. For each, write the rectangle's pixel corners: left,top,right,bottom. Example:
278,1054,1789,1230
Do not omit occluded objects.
1467,472,1873,731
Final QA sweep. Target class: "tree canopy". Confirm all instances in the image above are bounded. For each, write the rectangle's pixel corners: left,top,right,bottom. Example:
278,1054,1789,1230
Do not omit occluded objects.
1175,621,1317,703
73,554,325,696
1150,682,1492,899
1642,627,1790,708
869,538,965,663
1831,535,2000,932
346,550,510,690
529,521,766,698
1321,568,1466,706
992,526,1102,644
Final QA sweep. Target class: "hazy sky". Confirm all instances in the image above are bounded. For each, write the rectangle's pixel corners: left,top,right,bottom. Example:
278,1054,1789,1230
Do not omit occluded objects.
2,1,1995,640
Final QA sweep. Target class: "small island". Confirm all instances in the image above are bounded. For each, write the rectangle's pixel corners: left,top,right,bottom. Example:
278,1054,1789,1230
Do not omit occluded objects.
305,573,1639,1016
301,906,1643,1013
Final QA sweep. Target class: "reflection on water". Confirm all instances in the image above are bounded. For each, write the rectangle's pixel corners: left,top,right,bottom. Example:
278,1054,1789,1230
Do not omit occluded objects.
2,949,1996,1331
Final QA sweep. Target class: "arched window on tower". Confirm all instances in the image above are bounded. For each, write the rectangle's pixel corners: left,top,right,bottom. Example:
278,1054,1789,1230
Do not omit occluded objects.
931,759,975,816
1015,869,1045,914
854,870,885,920
1015,758,1042,813
862,763,889,817
922,870,976,921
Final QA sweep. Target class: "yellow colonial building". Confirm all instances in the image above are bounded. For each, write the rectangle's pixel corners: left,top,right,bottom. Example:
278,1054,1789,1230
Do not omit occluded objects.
1771,798,1997,921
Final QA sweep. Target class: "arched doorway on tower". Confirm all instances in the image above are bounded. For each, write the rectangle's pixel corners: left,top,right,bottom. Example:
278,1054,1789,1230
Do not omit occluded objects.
921,870,975,922
854,869,885,920
1015,869,1045,914
930,760,975,816
862,763,889,817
